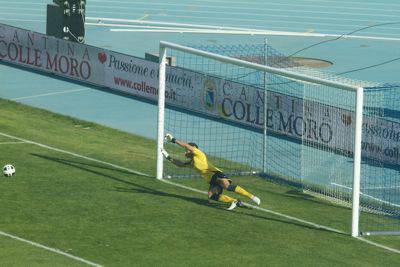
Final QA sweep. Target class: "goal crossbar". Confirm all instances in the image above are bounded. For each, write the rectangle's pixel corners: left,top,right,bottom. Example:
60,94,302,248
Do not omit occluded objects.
160,41,360,92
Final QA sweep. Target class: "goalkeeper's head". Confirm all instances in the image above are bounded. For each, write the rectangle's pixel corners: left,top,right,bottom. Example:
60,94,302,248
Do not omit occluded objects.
185,142,198,158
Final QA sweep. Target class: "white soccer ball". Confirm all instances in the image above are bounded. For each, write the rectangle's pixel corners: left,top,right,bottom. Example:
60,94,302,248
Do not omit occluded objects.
3,164,16,177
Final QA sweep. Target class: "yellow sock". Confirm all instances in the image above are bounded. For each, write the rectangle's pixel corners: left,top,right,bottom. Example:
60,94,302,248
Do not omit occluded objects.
218,194,236,203
234,186,253,199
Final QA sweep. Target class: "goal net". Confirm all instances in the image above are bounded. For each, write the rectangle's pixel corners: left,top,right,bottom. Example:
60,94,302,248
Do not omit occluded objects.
358,85,400,235
156,41,400,236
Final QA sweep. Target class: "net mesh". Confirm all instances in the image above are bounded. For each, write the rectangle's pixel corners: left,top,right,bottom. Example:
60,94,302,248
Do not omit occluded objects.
359,85,400,234
163,43,266,177
162,42,400,235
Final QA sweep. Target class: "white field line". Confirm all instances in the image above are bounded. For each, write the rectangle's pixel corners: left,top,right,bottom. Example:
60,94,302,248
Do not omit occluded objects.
0,231,102,267
12,89,90,101
331,182,400,208
0,141,27,145
0,131,399,254
355,237,400,254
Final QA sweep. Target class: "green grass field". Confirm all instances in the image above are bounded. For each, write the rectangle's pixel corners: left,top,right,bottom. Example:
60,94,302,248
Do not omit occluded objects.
1,98,400,266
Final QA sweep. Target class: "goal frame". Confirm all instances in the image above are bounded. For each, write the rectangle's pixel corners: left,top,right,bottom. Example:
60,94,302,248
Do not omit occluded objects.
156,41,364,237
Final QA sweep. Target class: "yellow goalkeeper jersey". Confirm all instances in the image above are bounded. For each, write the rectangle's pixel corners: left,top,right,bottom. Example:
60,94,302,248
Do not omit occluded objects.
191,147,222,183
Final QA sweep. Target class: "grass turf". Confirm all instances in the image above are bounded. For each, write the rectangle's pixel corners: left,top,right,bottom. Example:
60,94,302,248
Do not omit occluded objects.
0,98,399,266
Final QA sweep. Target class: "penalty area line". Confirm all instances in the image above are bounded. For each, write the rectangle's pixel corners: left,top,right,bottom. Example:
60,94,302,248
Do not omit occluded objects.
0,131,398,255
0,231,103,267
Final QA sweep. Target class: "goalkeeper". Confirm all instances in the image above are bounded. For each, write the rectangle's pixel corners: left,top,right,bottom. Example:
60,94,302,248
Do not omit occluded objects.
161,133,261,210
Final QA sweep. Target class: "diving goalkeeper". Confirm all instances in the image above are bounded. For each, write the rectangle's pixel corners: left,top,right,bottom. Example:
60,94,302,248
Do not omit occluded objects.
161,133,261,210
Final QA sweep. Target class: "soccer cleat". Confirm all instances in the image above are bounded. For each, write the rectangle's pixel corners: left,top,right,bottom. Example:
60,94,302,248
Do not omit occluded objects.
227,200,242,211
251,196,261,205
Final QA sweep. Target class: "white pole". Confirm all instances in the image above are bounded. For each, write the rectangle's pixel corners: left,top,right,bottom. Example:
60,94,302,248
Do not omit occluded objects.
352,87,364,237
263,38,268,174
156,45,167,180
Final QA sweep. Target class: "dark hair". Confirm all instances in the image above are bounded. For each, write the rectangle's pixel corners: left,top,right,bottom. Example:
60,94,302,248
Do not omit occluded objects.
188,142,198,148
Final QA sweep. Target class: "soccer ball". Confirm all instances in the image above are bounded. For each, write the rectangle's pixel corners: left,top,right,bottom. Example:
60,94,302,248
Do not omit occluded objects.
3,164,16,177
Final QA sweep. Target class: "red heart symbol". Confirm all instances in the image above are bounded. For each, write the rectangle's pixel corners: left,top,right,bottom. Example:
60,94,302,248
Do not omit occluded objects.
98,52,107,64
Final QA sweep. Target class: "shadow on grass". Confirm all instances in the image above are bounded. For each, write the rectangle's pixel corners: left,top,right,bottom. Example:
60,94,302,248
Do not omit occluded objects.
31,153,212,208
36,152,150,177
31,153,346,235
113,186,226,210
92,159,152,177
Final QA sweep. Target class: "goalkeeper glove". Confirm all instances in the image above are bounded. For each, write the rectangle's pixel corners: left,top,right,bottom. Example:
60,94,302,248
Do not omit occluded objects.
161,148,171,161
165,133,176,143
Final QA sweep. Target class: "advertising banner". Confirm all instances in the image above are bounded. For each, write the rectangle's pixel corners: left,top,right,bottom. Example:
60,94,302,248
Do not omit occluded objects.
0,23,104,85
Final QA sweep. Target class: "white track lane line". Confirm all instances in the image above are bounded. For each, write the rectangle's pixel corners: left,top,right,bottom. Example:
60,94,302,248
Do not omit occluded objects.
108,28,400,41
0,18,43,22
88,0,400,10
88,17,400,41
12,89,90,101
0,131,399,254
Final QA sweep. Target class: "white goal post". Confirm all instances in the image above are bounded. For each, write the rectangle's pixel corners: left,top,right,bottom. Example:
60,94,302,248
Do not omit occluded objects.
156,41,364,237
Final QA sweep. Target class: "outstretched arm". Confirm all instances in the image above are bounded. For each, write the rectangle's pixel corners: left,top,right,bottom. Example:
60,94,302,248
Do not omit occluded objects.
165,133,196,153
161,148,192,168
